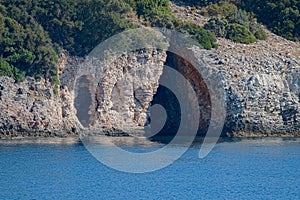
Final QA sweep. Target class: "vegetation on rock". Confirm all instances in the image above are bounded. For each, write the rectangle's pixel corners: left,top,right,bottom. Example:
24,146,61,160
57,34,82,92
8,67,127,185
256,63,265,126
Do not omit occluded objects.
0,0,136,82
201,1,266,43
226,23,257,44
180,0,300,41
0,0,298,82
240,0,300,41
0,0,217,82
132,0,217,49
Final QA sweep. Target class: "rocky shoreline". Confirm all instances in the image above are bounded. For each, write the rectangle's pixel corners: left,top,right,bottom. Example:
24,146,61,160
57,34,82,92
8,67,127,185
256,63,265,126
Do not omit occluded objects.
1,124,300,140
1,132,299,145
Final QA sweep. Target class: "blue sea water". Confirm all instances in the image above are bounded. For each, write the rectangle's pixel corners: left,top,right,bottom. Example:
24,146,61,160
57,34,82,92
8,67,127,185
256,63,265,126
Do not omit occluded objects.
0,138,299,199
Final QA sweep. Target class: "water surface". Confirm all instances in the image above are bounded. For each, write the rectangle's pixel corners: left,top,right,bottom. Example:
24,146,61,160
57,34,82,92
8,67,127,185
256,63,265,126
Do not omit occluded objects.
0,138,299,199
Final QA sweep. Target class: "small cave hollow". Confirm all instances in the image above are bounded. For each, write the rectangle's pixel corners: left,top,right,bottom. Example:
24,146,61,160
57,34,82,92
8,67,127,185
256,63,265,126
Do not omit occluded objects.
74,75,94,128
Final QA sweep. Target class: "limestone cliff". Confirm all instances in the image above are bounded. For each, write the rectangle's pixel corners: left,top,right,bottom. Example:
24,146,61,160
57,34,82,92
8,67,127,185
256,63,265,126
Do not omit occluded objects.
1,38,300,138
1,3,300,138
202,32,300,136
0,76,79,137
59,48,167,131
0,49,167,138
168,1,300,137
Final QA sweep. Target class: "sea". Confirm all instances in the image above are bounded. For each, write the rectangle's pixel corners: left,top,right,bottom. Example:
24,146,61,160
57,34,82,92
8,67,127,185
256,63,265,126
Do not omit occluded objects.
0,137,299,199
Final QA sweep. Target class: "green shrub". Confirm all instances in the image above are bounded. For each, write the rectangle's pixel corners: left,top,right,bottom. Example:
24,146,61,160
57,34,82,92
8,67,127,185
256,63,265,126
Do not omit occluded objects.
226,23,257,44
13,67,25,83
204,17,228,37
204,16,266,43
53,87,58,96
0,57,24,82
0,57,14,78
201,2,266,43
201,2,238,18
178,22,218,49
150,13,177,29
134,0,178,29
135,0,172,18
50,67,60,86
253,28,267,40
227,9,250,28
249,22,267,40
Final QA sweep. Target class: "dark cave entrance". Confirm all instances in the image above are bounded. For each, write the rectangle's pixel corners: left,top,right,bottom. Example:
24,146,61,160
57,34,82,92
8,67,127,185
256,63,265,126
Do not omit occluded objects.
148,51,212,141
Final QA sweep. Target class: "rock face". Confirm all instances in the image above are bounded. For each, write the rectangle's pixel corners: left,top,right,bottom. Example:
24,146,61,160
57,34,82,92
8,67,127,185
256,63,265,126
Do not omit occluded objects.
0,77,79,138
167,0,300,136
0,49,167,138
68,49,167,130
1,38,300,137
94,49,166,130
1,26,300,137
198,31,300,137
